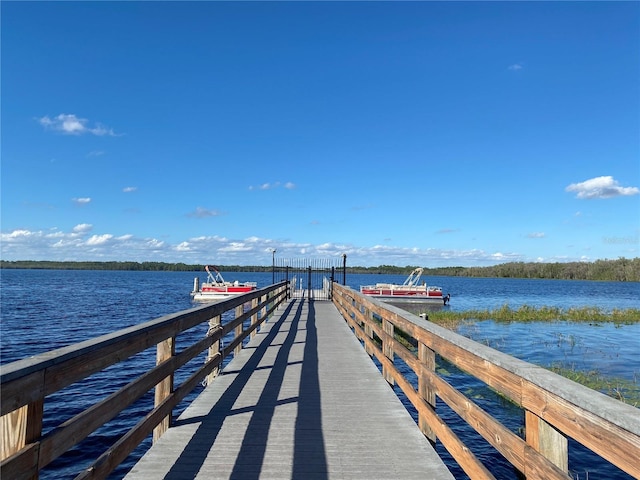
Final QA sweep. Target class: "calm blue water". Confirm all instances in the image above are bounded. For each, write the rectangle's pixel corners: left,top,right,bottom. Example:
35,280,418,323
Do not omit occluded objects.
1,269,639,479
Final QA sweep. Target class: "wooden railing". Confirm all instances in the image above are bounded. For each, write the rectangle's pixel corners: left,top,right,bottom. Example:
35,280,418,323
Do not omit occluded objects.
332,283,640,480
0,282,289,480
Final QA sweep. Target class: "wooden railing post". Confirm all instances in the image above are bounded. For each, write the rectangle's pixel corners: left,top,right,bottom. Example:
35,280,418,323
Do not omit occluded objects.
418,342,436,444
285,268,290,299
206,314,222,386
153,337,175,442
525,410,568,476
234,305,244,357
1,397,44,480
382,319,395,385
364,307,374,356
275,285,282,309
250,297,259,339
260,294,267,320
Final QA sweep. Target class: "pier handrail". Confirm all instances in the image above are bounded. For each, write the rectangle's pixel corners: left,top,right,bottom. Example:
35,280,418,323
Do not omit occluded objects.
0,281,289,480
332,283,640,480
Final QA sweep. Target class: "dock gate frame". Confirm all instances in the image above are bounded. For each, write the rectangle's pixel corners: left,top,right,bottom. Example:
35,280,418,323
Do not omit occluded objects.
272,255,347,300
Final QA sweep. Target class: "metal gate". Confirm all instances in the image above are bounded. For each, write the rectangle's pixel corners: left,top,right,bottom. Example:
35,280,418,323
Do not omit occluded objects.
272,256,347,300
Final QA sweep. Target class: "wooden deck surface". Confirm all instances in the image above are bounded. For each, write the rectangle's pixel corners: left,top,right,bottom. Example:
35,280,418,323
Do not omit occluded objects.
125,298,453,480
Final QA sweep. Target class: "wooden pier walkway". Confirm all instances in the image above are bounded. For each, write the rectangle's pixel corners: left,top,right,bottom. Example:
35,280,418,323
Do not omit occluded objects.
124,298,454,480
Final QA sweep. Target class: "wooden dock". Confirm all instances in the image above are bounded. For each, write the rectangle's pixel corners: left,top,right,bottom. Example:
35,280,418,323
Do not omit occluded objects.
124,298,454,480
4,278,637,479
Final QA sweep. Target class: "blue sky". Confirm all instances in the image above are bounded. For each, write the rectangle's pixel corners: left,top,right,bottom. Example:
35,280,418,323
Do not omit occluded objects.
2,1,639,267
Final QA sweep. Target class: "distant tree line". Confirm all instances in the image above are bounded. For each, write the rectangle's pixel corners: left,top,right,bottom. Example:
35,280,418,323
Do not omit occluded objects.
1,257,638,282
420,257,640,282
0,261,271,272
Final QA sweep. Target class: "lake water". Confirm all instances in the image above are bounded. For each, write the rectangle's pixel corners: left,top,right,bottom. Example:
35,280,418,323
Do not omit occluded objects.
1,269,639,479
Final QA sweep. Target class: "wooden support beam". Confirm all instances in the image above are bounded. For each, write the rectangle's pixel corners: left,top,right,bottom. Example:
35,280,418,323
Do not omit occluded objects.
206,315,222,386
525,411,568,476
153,337,174,443
234,305,244,358
382,319,394,385
418,342,437,444
250,298,259,339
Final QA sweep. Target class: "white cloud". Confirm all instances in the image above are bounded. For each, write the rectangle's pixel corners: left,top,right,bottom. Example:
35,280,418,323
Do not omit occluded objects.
86,234,113,246
220,242,253,252
4,229,33,238
38,114,117,136
526,232,545,238
73,223,93,234
72,197,92,205
123,186,137,193
176,242,192,251
508,63,523,71
566,176,640,199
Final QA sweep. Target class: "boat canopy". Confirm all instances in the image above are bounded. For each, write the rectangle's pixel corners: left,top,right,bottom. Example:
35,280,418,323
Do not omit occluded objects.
402,268,424,287
205,265,227,285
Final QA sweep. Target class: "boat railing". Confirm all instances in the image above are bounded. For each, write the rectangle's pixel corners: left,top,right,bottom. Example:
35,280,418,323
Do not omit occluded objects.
0,281,290,480
332,282,640,480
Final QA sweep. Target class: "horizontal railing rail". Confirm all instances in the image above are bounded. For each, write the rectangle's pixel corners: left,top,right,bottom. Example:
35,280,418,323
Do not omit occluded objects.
332,282,640,480
0,281,289,480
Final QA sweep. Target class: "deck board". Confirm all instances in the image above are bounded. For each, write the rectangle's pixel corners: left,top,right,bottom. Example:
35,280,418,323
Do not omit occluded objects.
125,298,453,480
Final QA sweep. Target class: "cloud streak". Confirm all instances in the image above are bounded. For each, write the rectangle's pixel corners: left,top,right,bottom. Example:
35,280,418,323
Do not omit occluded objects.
566,176,639,199
249,181,296,191
38,114,118,136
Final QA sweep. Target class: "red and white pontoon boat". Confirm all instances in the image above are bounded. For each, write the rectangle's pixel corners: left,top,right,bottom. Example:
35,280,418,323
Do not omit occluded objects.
360,268,450,305
191,265,257,302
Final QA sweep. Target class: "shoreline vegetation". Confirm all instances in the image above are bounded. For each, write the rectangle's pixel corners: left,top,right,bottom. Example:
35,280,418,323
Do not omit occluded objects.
1,257,639,281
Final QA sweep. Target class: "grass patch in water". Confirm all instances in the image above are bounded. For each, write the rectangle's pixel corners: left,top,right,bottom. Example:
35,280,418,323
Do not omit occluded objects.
548,363,640,407
426,305,640,329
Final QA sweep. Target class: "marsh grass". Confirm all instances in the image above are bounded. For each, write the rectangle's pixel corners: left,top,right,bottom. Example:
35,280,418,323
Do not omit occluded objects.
426,305,640,329
548,363,640,407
